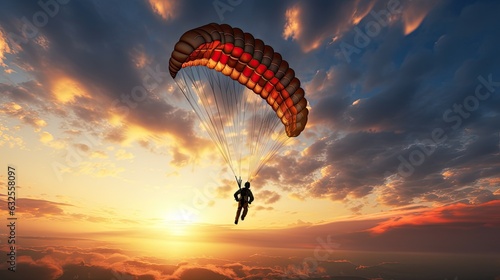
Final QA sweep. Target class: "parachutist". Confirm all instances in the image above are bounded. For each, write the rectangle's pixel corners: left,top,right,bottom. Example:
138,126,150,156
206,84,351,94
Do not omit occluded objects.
234,181,254,225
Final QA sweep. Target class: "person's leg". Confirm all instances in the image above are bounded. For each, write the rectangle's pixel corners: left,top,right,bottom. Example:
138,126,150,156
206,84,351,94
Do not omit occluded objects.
241,202,248,220
235,202,242,223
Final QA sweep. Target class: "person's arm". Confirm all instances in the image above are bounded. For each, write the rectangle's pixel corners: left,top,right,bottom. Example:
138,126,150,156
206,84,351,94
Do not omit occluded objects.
234,189,241,201
249,190,254,203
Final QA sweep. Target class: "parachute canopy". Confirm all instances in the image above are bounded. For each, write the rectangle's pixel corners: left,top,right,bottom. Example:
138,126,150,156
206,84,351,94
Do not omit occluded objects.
169,23,308,181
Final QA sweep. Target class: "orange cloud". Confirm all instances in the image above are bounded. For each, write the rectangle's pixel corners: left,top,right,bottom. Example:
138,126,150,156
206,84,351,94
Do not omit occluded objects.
39,131,54,143
0,246,290,280
351,0,377,25
283,1,378,52
283,5,301,41
171,265,237,280
370,200,500,234
0,121,25,148
283,4,324,52
130,47,150,69
148,0,176,21
0,102,47,130
51,76,90,104
401,0,438,35
0,29,14,70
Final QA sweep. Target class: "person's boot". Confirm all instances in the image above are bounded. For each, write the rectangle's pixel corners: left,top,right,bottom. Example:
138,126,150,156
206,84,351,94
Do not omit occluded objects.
234,219,238,225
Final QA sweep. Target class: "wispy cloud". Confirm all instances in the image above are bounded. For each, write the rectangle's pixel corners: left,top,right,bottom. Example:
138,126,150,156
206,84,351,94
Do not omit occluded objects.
148,0,177,21
370,200,500,234
401,0,439,35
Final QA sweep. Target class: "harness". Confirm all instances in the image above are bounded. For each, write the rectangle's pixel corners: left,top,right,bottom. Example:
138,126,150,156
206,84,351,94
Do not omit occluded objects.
240,188,249,202
235,176,250,204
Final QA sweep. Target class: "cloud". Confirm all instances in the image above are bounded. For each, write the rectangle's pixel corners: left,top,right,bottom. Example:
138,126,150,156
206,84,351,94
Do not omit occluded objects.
254,206,273,211
248,1,500,211
0,0,212,163
282,1,378,52
115,149,134,160
0,256,63,279
50,76,91,104
370,200,500,235
0,82,47,107
256,190,281,204
282,4,300,42
0,196,140,225
0,246,286,280
1,209,499,280
148,0,177,21
281,0,443,54
0,197,72,217
0,121,25,148
0,102,47,130
287,219,312,227
350,204,364,214
91,150,108,158
401,0,439,35
171,265,237,280
0,28,15,71
39,131,53,143
169,146,190,167
74,161,125,177
1,0,500,251
215,179,233,199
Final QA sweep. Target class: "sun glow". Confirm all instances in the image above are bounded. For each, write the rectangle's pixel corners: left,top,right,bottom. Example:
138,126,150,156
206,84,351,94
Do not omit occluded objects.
52,76,89,103
163,210,199,236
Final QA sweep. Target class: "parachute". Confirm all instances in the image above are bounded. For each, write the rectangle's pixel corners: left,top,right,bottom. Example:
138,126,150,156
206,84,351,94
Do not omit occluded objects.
169,23,308,181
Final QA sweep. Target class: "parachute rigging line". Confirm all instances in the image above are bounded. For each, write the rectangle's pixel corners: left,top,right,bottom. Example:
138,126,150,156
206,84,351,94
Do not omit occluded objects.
174,66,290,181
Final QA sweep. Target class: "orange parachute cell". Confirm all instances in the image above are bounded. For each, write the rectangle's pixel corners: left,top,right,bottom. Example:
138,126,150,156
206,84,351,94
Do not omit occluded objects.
169,23,308,137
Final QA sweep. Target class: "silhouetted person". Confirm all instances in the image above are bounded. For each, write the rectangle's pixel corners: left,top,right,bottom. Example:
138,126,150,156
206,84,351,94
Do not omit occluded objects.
234,179,254,224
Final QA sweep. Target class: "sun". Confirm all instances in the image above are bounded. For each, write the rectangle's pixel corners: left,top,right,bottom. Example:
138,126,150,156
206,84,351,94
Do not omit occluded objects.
163,210,199,236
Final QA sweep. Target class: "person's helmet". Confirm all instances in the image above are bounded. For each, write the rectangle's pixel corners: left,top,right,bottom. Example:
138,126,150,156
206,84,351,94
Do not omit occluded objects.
244,182,250,188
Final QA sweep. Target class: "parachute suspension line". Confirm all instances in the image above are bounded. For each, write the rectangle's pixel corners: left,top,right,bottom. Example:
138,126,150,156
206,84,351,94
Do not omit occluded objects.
247,102,290,182
205,67,244,178
243,85,290,182
237,78,246,178
175,66,291,182
205,68,235,174
251,130,290,182
174,67,237,177
248,92,262,180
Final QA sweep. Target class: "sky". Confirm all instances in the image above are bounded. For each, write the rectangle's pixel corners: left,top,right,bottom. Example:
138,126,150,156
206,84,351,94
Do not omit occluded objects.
0,0,499,279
